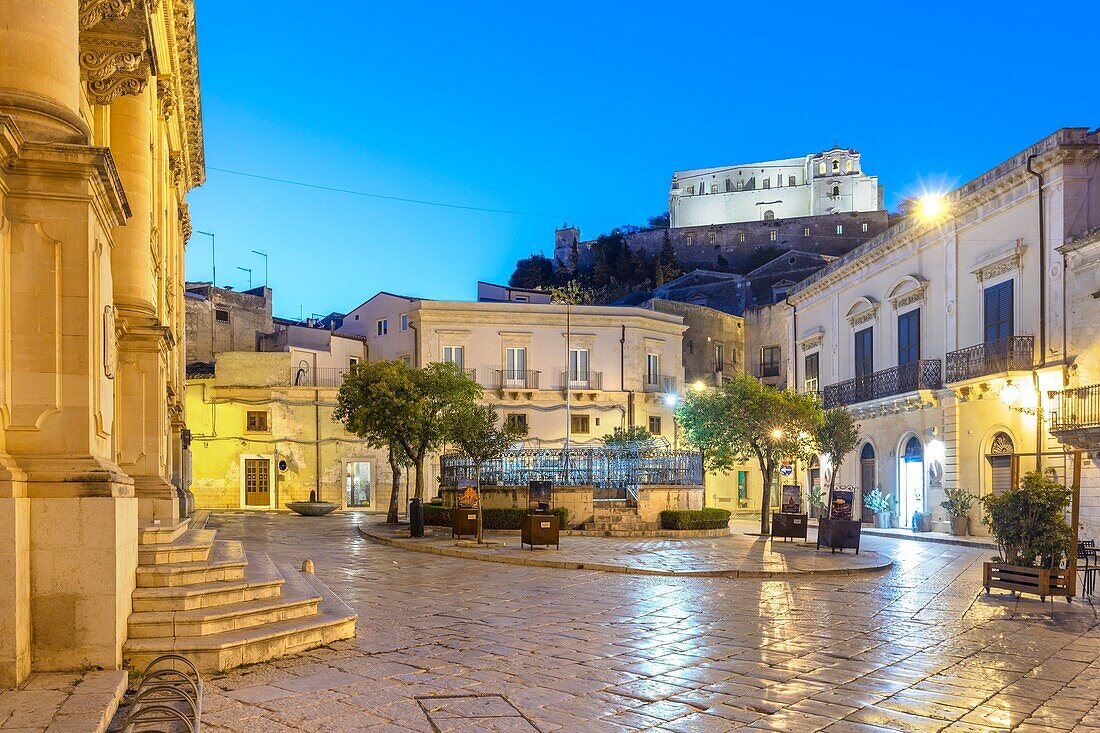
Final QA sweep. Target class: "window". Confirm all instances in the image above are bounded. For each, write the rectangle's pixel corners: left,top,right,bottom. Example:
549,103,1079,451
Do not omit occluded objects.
984,280,1014,343
846,160,853,172
862,222,868,232
804,352,820,393
774,290,787,302
714,343,725,372
769,230,778,242
818,161,826,175
710,183,718,194
402,355,412,366
898,309,921,365
835,224,844,235
400,314,409,331
777,174,783,187
376,319,388,336
763,210,775,221
686,339,694,355
646,353,660,386
514,295,528,302
832,185,840,197
832,159,840,171
854,327,873,378
738,232,746,243
246,411,269,433
736,180,744,191
443,346,464,369
570,414,590,434
763,179,771,189
760,346,780,377
686,234,693,246
789,175,796,186
687,185,694,195
505,413,528,432
648,415,662,435
215,309,229,323
349,356,360,369
505,347,527,386
568,348,589,384
354,314,360,320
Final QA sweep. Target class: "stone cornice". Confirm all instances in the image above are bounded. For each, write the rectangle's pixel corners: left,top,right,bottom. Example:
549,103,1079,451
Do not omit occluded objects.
167,0,205,189
970,241,1027,282
7,142,130,225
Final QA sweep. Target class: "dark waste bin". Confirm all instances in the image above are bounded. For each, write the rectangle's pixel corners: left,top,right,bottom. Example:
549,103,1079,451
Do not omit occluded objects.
409,498,424,537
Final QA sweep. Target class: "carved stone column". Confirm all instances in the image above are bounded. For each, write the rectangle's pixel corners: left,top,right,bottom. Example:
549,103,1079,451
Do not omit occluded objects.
0,0,88,143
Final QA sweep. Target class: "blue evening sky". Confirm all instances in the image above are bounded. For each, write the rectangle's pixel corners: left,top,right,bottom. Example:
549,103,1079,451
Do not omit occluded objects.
187,1,1099,319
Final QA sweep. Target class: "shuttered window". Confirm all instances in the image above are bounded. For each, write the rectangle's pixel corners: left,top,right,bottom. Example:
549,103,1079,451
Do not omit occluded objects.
898,310,920,365
854,328,874,378
984,280,1014,343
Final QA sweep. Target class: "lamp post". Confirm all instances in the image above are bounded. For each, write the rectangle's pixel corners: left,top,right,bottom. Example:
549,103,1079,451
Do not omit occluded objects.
252,249,268,287
196,230,215,286
236,266,252,290
664,393,679,449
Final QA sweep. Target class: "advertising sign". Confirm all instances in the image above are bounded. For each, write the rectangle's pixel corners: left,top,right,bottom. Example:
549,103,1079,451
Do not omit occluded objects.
529,480,552,512
781,484,802,514
457,479,479,508
830,487,854,520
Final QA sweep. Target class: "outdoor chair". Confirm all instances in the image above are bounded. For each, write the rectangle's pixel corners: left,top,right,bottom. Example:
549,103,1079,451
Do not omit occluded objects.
1077,540,1097,597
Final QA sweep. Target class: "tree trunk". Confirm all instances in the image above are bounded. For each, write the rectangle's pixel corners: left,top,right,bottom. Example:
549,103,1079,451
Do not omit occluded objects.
826,458,839,518
386,448,401,523
759,468,771,535
413,449,426,501
474,460,484,544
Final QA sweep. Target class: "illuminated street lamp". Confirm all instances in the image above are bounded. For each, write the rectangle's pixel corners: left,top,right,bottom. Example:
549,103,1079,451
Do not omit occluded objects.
770,428,784,441
916,193,949,223
692,380,706,392
664,394,680,448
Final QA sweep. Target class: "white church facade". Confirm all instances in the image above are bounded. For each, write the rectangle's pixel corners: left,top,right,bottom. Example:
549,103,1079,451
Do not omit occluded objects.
669,146,883,228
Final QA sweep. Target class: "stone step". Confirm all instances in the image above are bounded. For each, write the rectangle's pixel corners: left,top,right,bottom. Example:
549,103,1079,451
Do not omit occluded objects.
128,562,322,638
137,528,217,565
124,564,357,672
135,540,247,588
132,550,285,612
137,518,190,546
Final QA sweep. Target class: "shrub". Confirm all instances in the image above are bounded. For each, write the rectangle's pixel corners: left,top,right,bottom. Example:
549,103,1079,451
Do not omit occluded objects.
421,505,569,530
940,486,976,519
660,508,732,530
980,470,1073,568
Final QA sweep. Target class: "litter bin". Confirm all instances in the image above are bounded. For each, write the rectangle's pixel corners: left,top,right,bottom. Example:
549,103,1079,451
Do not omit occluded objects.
409,497,424,537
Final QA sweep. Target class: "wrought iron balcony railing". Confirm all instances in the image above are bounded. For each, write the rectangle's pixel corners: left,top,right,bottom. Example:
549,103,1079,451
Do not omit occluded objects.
642,375,678,393
945,336,1033,383
558,370,603,390
1050,383,1100,432
822,359,942,408
492,369,540,390
289,366,348,388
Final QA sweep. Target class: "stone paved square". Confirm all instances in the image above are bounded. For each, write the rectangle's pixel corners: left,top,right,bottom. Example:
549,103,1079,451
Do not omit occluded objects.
183,511,1100,732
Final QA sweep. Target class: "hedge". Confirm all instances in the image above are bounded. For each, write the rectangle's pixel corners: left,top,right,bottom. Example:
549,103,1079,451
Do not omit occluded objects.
659,508,732,530
422,504,569,530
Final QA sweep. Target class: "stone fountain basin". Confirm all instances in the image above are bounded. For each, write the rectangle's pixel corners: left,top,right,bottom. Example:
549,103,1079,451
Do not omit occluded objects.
286,501,339,516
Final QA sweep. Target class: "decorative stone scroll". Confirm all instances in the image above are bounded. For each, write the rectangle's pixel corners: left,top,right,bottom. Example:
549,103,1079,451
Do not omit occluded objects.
79,0,139,30
971,240,1028,282
886,275,929,310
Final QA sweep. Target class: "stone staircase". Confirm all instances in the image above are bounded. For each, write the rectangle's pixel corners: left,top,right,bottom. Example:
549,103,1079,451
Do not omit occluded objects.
583,502,658,536
123,516,356,672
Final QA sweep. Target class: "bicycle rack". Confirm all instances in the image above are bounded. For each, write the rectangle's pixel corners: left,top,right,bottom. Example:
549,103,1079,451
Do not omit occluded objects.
122,654,203,732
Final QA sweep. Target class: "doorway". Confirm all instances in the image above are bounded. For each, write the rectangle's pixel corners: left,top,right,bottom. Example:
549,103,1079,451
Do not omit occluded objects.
808,456,821,517
242,456,273,508
899,436,924,524
345,461,372,508
859,443,876,523
986,432,1015,497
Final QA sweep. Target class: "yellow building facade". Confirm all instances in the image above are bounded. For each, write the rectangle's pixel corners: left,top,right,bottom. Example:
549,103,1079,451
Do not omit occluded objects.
0,0,202,685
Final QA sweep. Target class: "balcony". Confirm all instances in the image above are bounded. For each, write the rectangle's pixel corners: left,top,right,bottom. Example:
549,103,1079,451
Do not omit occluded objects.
642,375,677,393
558,370,603,391
946,336,1033,383
289,366,348,388
1049,384,1100,449
822,359,942,409
492,369,540,390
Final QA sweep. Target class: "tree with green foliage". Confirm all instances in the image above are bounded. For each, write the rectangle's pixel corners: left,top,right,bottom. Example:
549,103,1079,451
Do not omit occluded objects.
508,254,556,290
646,212,670,230
715,253,731,273
549,280,597,305
602,425,653,447
332,359,418,522
981,470,1073,568
655,229,681,286
676,374,822,534
814,407,861,499
443,403,527,543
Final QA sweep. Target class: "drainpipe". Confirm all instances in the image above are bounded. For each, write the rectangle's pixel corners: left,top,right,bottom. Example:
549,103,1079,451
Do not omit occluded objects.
1026,155,1046,470
409,322,419,366
785,295,798,390
315,388,322,501
621,325,634,427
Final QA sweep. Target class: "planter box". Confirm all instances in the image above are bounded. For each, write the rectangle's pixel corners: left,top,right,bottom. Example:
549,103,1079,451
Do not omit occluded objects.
817,518,862,554
771,513,808,542
521,513,560,549
452,509,479,539
983,561,1072,600
872,512,891,529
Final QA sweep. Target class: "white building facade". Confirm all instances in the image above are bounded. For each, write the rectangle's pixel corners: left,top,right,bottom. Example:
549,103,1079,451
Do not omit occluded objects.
670,147,882,228
768,128,1100,534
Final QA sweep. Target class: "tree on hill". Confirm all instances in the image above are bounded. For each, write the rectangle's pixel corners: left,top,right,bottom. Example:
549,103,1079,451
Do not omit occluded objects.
655,229,682,286
509,254,556,290
646,212,670,230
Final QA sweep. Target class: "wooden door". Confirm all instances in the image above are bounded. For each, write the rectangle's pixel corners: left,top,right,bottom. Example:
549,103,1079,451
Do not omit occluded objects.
244,458,271,507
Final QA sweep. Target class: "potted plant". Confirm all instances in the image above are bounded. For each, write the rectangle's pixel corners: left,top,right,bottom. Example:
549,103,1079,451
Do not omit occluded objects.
980,470,1074,600
864,488,891,529
940,486,975,536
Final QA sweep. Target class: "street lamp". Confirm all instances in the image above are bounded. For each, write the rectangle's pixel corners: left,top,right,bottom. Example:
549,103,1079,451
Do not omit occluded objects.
236,266,252,290
195,230,215,286
252,249,268,287
664,394,679,449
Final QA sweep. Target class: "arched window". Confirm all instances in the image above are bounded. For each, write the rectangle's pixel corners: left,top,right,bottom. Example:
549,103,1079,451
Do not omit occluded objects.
687,185,694,195
845,160,853,172
789,175,796,186
900,437,924,521
987,432,1015,496
736,180,744,191
832,185,840,197
859,443,876,521
763,210,775,221
832,159,840,172
818,161,826,175
763,179,771,189
710,183,719,194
